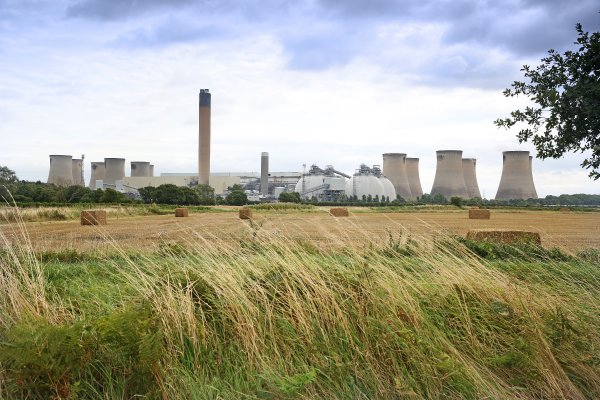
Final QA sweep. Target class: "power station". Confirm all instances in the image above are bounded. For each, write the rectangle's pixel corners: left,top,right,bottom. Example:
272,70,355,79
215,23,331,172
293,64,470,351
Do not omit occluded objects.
495,151,538,200
431,150,469,199
462,158,481,199
405,158,423,199
45,89,541,200
198,89,211,186
382,153,412,200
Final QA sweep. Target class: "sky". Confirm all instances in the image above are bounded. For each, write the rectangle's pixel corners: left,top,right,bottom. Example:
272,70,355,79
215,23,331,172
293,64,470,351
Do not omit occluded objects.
0,0,599,197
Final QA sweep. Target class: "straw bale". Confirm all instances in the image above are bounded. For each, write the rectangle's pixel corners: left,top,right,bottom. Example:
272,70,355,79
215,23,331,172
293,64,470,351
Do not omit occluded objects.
466,229,541,245
175,208,189,217
239,208,253,220
330,207,350,217
469,209,490,219
80,210,107,226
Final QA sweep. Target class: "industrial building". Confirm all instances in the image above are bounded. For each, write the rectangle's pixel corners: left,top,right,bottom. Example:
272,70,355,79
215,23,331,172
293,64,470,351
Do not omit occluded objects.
344,164,395,202
495,151,538,200
47,155,74,187
44,89,541,201
405,158,423,199
382,153,412,200
294,165,347,201
462,158,482,199
72,158,84,186
430,150,470,199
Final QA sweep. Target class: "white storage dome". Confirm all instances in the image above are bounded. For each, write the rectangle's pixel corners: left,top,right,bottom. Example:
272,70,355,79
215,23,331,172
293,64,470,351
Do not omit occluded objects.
345,175,385,199
295,174,326,194
379,176,397,201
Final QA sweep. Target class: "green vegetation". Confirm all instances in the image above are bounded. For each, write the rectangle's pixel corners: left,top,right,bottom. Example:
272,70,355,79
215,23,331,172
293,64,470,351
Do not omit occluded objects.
225,184,248,206
1,224,599,399
495,23,600,179
278,191,302,203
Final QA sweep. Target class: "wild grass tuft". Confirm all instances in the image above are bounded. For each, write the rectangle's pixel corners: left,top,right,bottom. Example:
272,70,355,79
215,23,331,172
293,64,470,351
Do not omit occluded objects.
0,216,599,399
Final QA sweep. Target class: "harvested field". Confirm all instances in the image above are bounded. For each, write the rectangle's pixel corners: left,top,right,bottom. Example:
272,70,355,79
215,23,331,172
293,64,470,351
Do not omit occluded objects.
1,208,599,252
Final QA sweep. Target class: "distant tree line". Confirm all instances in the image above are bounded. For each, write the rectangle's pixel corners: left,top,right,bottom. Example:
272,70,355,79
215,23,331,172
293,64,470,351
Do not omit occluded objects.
2,166,600,207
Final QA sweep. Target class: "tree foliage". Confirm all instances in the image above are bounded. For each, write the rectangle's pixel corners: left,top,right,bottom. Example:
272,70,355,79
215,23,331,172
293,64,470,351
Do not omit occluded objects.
225,184,248,206
0,166,18,184
278,191,301,203
495,23,600,179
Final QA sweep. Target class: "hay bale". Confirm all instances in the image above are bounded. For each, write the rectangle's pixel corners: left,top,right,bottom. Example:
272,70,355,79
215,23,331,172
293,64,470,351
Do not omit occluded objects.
559,207,571,213
330,207,349,217
469,209,490,219
175,208,189,217
239,208,253,220
466,229,541,245
80,210,107,226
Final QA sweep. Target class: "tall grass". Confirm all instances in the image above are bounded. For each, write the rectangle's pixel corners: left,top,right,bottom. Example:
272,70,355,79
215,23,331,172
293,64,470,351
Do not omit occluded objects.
0,215,599,399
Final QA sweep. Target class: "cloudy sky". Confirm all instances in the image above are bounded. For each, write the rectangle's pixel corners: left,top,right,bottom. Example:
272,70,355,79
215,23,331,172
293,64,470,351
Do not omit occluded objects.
1,0,599,197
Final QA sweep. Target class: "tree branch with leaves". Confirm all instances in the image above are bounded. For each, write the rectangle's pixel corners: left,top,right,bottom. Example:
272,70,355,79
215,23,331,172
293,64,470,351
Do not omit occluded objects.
495,23,600,179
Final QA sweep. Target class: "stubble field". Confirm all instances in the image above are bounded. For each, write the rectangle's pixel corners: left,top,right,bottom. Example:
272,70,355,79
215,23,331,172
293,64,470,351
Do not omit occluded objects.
2,207,598,253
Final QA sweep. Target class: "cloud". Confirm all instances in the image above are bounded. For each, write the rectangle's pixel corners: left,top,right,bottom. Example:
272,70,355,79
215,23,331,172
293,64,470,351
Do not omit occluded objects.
66,0,194,20
114,17,231,48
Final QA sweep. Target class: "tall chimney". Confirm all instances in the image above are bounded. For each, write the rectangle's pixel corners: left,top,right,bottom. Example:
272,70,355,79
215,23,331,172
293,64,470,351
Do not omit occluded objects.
261,152,269,196
198,89,211,185
405,158,423,199
47,155,74,187
462,158,481,199
430,150,469,199
382,153,412,200
149,164,154,177
495,151,538,200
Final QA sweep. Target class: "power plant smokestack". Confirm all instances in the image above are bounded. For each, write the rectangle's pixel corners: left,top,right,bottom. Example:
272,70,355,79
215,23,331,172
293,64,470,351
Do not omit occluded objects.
198,89,211,185
405,158,423,199
382,153,412,200
462,158,481,199
260,152,269,196
72,158,84,186
47,155,74,187
104,158,125,186
430,150,469,199
495,151,538,200
149,164,154,177
89,162,105,189
131,161,151,177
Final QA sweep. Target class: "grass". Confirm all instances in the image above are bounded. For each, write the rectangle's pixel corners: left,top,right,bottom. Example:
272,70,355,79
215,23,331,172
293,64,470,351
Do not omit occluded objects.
0,214,599,399
0,204,229,222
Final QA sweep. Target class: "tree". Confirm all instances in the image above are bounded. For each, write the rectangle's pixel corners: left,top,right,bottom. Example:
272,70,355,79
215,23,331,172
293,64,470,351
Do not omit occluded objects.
279,191,301,203
226,184,248,206
495,23,600,179
192,184,216,205
0,166,18,184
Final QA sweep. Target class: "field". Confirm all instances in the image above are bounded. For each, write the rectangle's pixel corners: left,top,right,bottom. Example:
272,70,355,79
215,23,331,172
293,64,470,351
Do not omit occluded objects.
1,207,599,252
1,206,600,399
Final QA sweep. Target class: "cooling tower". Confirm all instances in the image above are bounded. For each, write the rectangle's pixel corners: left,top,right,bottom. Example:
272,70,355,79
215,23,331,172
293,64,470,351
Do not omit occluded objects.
382,153,412,200
405,158,423,199
430,150,469,198
72,158,84,186
89,162,105,189
149,164,154,177
104,158,125,186
47,155,74,186
131,161,151,177
260,152,269,196
198,89,211,185
462,158,481,199
495,151,538,200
